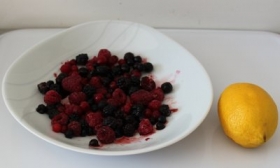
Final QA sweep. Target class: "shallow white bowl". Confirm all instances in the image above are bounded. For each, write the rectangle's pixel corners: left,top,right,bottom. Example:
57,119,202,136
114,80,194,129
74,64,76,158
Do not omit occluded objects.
2,20,213,156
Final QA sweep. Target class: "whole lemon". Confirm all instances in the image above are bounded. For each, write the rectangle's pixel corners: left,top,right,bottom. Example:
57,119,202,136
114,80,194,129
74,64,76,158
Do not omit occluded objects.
218,83,278,148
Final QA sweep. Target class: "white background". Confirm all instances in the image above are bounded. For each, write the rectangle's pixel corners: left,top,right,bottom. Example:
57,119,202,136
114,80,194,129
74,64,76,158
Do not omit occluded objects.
0,0,280,32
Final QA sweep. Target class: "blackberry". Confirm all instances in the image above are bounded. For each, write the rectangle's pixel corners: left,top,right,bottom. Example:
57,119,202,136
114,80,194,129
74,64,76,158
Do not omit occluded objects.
78,67,89,77
134,56,142,63
88,69,98,78
89,139,99,147
55,73,68,84
37,82,49,94
130,76,140,86
156,122,165,130
143,62,153,73
131,104,145,118
100,77,111,87
128,86,139,95
158,115,167,123
111,65,122,76
98,100,108,110
68,114,80,122
103,116,118,129
121,64,130,73
96,65,110,76
161,82,173,94
102,105,116,117
49,84,62,94
76,53,88,65
114,128,124,138
159,104,171,116
64,129,74,139
87,127,95,136
91,104,98,111
47,108,60,119
124,52,134,60
81,129,88,137
46,80,55,88
122,124,136,137
125,115,139,129
36,104,47,114
82,84,96,98
116,77,131,90
114,110,125,119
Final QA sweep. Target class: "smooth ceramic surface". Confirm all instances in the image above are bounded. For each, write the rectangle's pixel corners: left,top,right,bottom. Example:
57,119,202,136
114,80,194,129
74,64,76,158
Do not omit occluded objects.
2,21,213,155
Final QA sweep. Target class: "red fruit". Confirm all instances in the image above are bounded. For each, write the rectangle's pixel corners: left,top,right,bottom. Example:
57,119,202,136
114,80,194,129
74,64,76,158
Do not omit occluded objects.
130,69,142,77
52,123,62,133
96,126,116,144
98,49,111,60
69,92,87,105
138,119,154,135
64,104,83,116
71,65,78,71
107,98,121,107
86,112,103,128
112,88,127,105
152,110,160,119
97,56,108,65
122,103,132,114
80,101,90,111
51,113,69,125
109,81,117,89
108,55,118,66
151,87,165,101
96,87,107,95
62,75,82,92
144,108,153,118
141,76,156,91
44,90,62,105
118,59,126,65
60,63,71,74
89,77,102,88
93,93,104,103
68,121,81,136
148,100,161,110
130,89,153,105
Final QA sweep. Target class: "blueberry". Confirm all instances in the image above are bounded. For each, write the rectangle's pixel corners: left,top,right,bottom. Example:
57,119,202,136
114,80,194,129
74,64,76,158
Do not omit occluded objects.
143,62,153,73
89,139,99,147
156,122,165,130
159,104,171,116
64,130,74,139
134,56,142,63
158,115,167,123
161,82,173,94
124,52,134,60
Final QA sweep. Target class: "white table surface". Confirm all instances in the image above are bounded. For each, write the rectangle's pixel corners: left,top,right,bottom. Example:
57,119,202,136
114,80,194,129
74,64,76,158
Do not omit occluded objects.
1,29,280,168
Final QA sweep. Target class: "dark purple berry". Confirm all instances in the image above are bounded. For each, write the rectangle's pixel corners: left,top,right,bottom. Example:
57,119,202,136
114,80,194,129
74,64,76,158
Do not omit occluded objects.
76,53,88,65
121,64,130,73
78,67,89,77
134,56,142,63
123,124,136,137
143,62,153,73
37,82,49,94
64,129,74,138
158,115,167,123
161,82,173,94
89,139,99,147
36,104,47,114
82,84,96,98
156,122,165,130
159,104,171,116
124,52,134,60
55,73,68,84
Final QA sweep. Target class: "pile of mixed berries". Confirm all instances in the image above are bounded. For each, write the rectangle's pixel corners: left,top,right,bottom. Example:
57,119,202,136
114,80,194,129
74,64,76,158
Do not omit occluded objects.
36,49,174,147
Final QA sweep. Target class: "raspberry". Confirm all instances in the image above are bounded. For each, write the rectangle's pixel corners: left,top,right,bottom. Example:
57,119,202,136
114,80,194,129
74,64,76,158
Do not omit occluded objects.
152,110,160,119
151,87,165,102
80,101,90,111
64,104,83,116
85,112,103,128
68,121,81,136
51,113,69,125
44,90,62,105
62,75,82,92
89,77,102,88
52,123,62,133
97,56,108,65
93,93,104,103
69,92,87,105
108,55,118,66
141,76,156,91
130,89,153,105
112,88,127,105
148,100,161,110
98,49,111,60
96,126,116,144
107,98,121,107
60,63,71,74
138,119,154,135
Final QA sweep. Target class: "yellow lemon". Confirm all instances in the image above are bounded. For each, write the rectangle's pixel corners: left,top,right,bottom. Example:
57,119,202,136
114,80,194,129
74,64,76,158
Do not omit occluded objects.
218,83,278,148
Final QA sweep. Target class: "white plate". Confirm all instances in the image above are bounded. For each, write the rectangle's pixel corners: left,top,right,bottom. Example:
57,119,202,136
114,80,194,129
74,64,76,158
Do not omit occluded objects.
2,20,213,156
